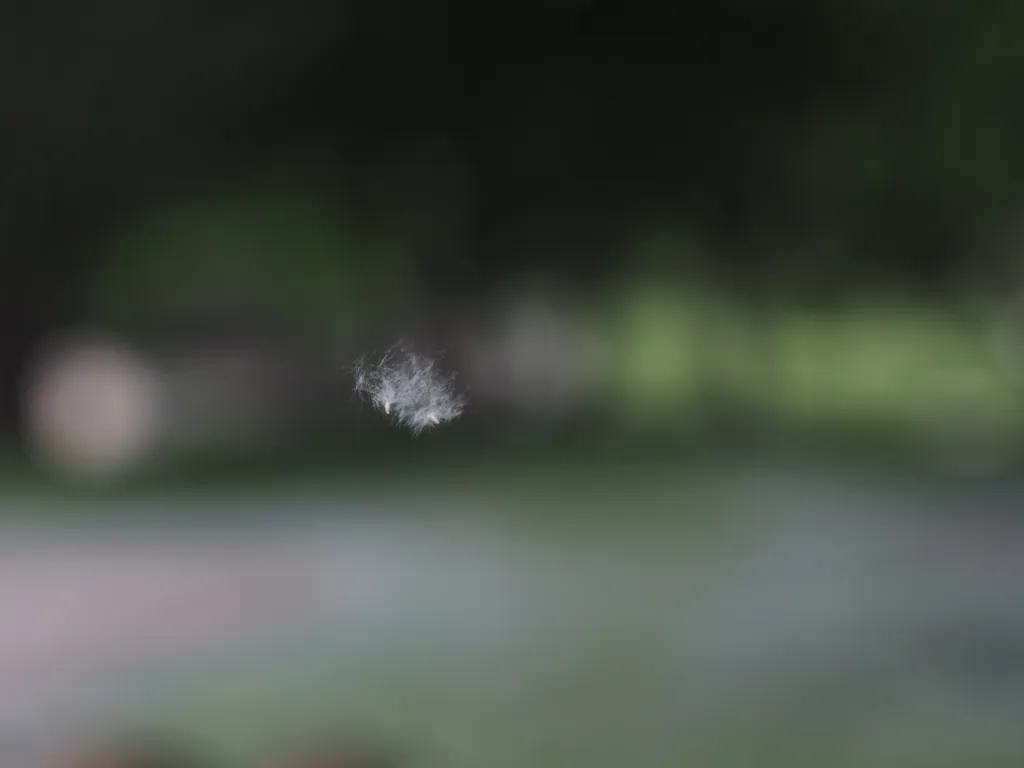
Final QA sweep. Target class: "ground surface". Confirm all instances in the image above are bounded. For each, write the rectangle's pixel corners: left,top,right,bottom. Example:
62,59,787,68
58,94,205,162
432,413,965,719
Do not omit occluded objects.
3,461,1024,767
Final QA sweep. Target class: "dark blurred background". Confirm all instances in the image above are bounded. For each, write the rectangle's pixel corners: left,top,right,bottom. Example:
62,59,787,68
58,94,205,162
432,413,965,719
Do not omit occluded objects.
6,0,1024,481
6,3,1024,767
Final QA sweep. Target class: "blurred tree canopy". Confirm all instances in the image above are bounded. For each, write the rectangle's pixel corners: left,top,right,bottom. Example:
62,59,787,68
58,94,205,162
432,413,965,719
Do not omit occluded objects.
3,0,1024,440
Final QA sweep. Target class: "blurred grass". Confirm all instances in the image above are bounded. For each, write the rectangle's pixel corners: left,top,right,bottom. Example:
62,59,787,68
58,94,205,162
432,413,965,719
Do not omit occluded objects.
4,420,1024,514
68,473,706,768
45,462,1024,768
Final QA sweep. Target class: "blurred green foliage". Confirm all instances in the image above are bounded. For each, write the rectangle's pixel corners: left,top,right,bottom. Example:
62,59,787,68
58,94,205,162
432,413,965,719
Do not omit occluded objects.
84,170,415,335
7,1,1024,463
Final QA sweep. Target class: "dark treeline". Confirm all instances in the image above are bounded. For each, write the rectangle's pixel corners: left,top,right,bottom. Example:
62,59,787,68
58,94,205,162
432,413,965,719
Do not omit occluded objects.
1,1,1023,438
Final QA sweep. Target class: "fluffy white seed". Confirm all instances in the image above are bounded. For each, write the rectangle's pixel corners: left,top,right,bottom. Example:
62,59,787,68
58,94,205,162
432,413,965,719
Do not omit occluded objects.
353,343,465,435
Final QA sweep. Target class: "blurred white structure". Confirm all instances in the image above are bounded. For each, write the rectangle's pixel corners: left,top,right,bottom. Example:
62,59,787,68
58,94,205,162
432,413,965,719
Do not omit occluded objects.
22,332,332,482
461,297,606,418
24,335,164,481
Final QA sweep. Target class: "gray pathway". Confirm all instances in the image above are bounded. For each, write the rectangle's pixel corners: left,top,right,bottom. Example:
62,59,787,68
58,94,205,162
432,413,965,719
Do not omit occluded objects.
2,469,1024,766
